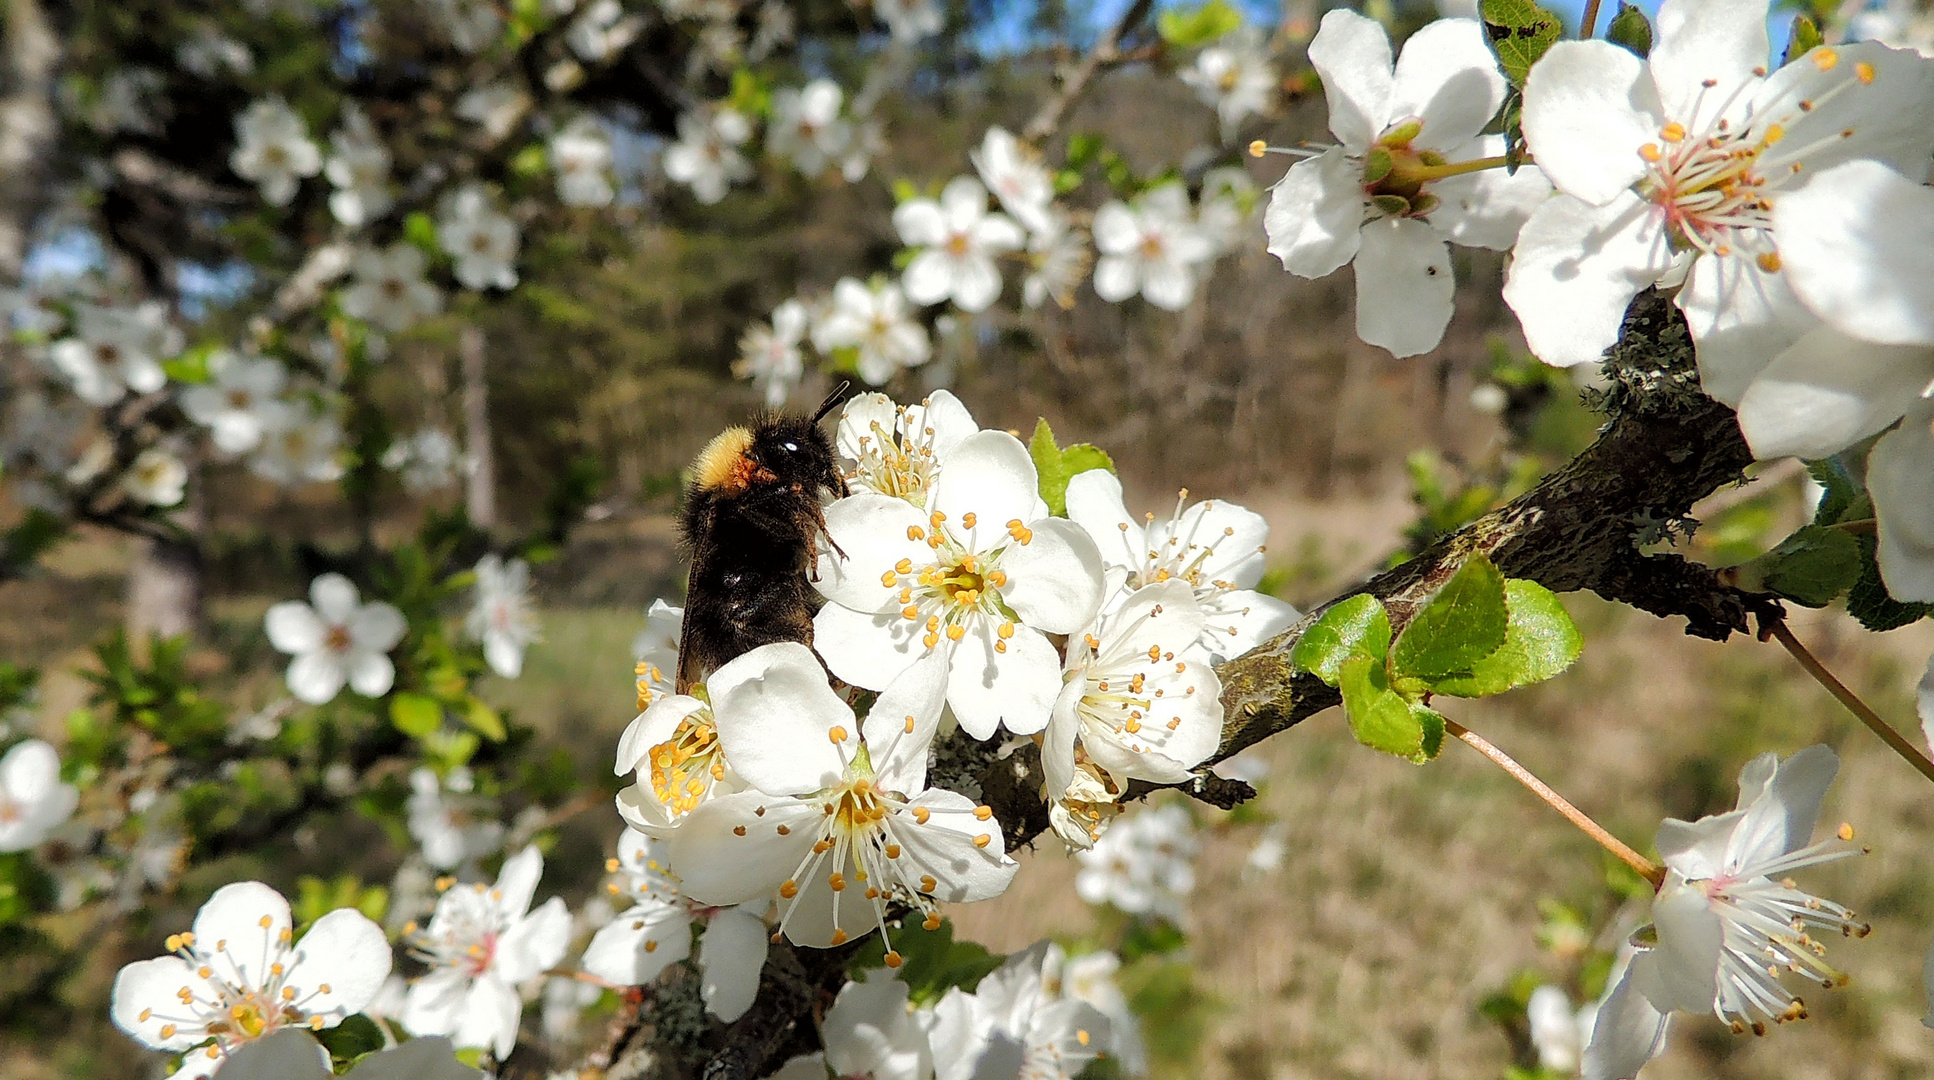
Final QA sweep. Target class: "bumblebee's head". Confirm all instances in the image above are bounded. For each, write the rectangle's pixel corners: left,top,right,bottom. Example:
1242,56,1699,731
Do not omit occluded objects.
747,414,845,500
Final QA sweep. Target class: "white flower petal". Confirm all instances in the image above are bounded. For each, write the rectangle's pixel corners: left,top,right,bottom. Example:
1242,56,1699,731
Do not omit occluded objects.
1680,252,1816,407
1723,744,1837,869
615,695,707,776
495,844,544,919
711,642,851,797
309,572,361,623
893,200,948,247
1520,41,1660,205
455,973,523,1059
696,905,769,1021
1775,158,1934,348
1264,149,1364,279
194,881,293,988
1063,469,1146,571
287,652,347,704
346,651,395,698
1867,403,1934,603
1428,138,1552,250
352,601,407,652
894,788,1018,903
581,901,692,985
816,494,932,612
1391,17,1507,150
111,957,207,1049
1636,878,1724,1014
997,518,1105,634
1582,963,1670,1080
812,601,926,692
902,250,958,307
1308,9,1395,152
265,601,324,654
1091,254,1140,302
496,896,571,984
863,651,949,792
1503,191,1674,368
947,622,1061,739
290,908,393,1019
1354,217,1454,358
1648,0,1769,126
667,792,818,906
930,431,1041,548
1736,327,1934,459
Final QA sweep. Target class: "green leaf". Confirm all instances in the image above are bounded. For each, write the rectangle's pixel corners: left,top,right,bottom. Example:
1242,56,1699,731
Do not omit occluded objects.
1807,456,1862,527
403,211,439,256
1606,2,1653,56
463,696,508,742
1390,553,1509,680
1339,655,1434,762
1848,530,1934,631
1157,0,1242,47
847,918,1003,1004
1480,0,1564,86
316,1013,386,1064
389,692,442,738
1027,418,1115,517
1289,594,1390,686
1430,579,1582,696
1783,15,1824,67
1729,524,1862,608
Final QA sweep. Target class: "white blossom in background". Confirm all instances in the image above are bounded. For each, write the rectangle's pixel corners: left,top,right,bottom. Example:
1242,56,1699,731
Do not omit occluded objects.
407,767,506,871
439,186,521,291
1919,651,1934,754
176,24,254,78
1585,746,1866,1079
664,643,1018,953
768,80,853,177
81,69,166,135
930,941,1110,1080
1195,165,1259,254
1852,0,1934,56
581,829,769,1020
0,740,79,851
382,429,466,493
455,82,531,143
664,107,754,205
433,0,503,52
733,299,809,407
630,599,683,706
750,0,797,59
839,113,887,182
1064,468,1297,662
1023,213,1091,309
1265,11,1550,358
552,117,617,207
250,402,346,486
121,448,187,508
1074,802,1198,920
180,350,287,454
811,277,932,383
341,243,443,333
109,882,391,1074
1528,984,1597,1075
970,126,1056,236
541,973,601,1043
812,430,1105,739
772,968,933,1080
1047,947,1145,1076
894,177,1026,312
1044,580,1223,803
875,0,943,41
1506,0,1934,387
49,302,180,406
1179,27,1277,140
568,0,646,61
1093,184,1215,311
230,97,322,207
325,105,394,227
215,1029,479,1080
265,573,408,705
1735,161,1934,601
468,554,539,679
834,390,980,507
400,846,572,1059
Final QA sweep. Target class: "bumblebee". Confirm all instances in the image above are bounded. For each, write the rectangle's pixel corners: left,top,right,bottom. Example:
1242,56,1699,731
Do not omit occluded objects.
674,389,848,693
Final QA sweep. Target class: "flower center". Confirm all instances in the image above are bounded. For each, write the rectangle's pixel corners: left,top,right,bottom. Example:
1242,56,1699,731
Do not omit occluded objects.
138,922,328,1054
226,388,252,409
648,710,726,815
1636,49,1873,264
945,232,972,257
885,511,1024,651
848,413,939,504
324,624,353,653
1359,120,1446,220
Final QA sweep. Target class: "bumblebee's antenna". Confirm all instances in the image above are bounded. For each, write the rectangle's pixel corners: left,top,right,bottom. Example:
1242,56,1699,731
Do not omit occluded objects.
812,380,851,423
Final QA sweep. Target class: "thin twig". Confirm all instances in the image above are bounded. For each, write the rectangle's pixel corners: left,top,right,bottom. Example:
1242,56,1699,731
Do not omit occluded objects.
1442,716,1664,886
1580,0,1605,39
1022,0,1158,141
1766,620,1934,785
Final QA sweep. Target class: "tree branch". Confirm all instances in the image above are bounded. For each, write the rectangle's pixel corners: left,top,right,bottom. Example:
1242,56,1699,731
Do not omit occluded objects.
1022,0,1159,141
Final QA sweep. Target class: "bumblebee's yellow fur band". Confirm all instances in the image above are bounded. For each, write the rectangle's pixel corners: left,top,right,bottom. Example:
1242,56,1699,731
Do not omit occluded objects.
693,426,755,494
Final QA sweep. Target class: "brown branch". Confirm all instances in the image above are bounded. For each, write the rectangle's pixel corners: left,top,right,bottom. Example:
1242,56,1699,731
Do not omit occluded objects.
1022,0,1160,141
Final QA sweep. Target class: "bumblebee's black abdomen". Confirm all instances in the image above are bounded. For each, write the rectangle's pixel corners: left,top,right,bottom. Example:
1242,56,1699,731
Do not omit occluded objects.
675,500,821,692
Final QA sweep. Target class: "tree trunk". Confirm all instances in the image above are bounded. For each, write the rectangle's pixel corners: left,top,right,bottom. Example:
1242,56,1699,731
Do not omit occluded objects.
461,326,496,529
0,0,59,282
127,535,202,643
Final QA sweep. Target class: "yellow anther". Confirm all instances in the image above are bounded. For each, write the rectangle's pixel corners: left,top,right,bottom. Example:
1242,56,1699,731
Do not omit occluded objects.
895,558,913,573
920,875,938,892
1855,61,1874,83
881,569,900,587
1812,47,1838,70
885,843,902,858
258,915,273,929
885,950,904,968
159,1024,176,1039
733,825,747,836
913,807,931,824
1085,634,1100,650
179,932,194,946
813,839,833,854
1763,123,1785,145
198,966,213,979
776,823,791,835
282,986,295,1001
907,525,925,540
829,725,850,743
904,714,917,733
1639,143,1663,162
974,805,992,821
780,880,799,899
645,939,659,953
961,512,977,528
1837,823,1855,841
973,834,991,848
829,873,847,892
960,552,977,572
924,632,940,648
903,604,921,619
988,571,1007,587
997,622,1015,640
606,857,621,873
830,929,849,945
946,624,965,641
1757,252,1782,272
1661,121,1686,142
1148,645,1161,662
1077,1029,1091,1046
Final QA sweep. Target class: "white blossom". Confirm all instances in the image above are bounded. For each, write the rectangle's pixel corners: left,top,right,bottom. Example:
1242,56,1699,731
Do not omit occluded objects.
249,402,345,486
180,350,288,455
122,447,187,508
433,0,503,52
968,126,1056,236
439,186,521,291
382,429,465,493
663,643,1018,953
734,300,810,408
1093,184,1215,311
772,968,933,1080
325,106,394,227
1179,27,1277,140
49,302,180,407
567,0,645,61
1528,984,1597,1074
230,97,322,207
665,108,755,205
552,117,617,207
110,882,391,1074
1045,946,1144,1076
455,83,531,143
1195,165,1259,255
1063,469,1297,662
1505,3,1934,387
769,80,853,177
1265,11,1551,357
1584,746,1865,1080
811,430,1105,740
467,554,539,679
400,846,572,1059
631,599,684,708
214,1029,479,1080
929,941,1110,1080
265,573,408,705
750,0,797,58
895,177,1025,313
614,682,740,837
0,739,79,851
834,390,980,506
177,25,255,78
580,829,769,1020
407,767,506,871
1853,0,1934,57
341,244,443,333
875,0,943,41
1073,802,1197,919
812,278,933,384
1022,213,1091,310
